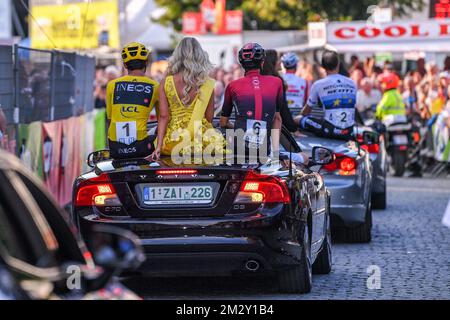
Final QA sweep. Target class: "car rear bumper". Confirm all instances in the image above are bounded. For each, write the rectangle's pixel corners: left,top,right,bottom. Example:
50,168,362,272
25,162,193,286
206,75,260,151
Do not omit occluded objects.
323,176,369,227
76,208,306,276
137,240,278,276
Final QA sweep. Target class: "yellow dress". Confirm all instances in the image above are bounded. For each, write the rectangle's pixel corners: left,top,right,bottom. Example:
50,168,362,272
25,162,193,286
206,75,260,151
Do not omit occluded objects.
161,76,226,158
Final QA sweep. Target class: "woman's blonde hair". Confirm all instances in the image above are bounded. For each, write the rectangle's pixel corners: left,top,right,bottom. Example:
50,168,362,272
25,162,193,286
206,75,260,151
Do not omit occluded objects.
166,37,213,105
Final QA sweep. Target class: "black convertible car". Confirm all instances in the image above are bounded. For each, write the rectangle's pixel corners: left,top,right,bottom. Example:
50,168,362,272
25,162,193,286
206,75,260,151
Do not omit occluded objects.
73,128,334,293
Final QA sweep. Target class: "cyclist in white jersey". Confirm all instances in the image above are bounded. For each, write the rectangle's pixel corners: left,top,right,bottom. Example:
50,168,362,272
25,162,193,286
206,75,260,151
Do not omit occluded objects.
298,50,357,140
281,52,308,112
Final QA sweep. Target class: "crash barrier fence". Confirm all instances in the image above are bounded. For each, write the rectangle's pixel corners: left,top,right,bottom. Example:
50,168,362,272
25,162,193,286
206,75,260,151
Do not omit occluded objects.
432,111,450,163
0,44,101,205
1,45,95,125
15,108,107,206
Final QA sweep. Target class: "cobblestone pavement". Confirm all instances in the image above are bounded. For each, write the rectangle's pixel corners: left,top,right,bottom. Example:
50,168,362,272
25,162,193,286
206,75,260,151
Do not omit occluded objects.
123,176,450,300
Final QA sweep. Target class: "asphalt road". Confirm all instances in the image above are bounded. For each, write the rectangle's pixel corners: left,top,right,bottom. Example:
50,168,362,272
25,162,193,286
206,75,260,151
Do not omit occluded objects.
123,176,450,300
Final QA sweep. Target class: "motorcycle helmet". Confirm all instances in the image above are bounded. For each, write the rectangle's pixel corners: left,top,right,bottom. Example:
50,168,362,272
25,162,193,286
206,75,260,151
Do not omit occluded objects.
379,72,400,91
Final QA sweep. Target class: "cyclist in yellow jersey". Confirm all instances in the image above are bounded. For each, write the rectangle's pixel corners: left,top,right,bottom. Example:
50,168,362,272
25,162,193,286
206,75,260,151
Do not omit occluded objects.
106,42,159,159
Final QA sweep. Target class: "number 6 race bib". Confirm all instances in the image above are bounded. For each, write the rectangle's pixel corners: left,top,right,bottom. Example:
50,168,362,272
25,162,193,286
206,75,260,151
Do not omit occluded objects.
116,121,137,145
244,119,267,146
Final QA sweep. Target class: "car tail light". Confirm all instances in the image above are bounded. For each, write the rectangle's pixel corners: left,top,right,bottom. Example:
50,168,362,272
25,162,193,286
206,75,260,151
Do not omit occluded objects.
413,132,420,144
361,143,380,154
234,171,290,204
356,133,364,144
357,133,380,154
75,174,122,207
156,169,198,175
322,154,357,176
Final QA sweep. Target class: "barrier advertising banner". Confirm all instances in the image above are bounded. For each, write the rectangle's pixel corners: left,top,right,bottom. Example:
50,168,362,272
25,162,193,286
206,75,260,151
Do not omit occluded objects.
59,116,82,205
18,122,44,179
13,109,107,205
42,121,63,203
433,112,450,163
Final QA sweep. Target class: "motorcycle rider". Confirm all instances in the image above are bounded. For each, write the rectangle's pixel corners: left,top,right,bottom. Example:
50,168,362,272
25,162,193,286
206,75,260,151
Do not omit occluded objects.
106,42,159,159
220,43,308,164
297,49,357,140
375,72,407,125
281,52,308,112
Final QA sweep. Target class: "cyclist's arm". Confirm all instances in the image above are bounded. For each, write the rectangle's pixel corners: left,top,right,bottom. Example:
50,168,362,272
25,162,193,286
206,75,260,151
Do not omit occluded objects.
151,82,160,116
155,79,169,151
301,105,312,116
302,82,318,116
105,81,113,133
220,83,233,129
271,112,282,156
272,81,283,154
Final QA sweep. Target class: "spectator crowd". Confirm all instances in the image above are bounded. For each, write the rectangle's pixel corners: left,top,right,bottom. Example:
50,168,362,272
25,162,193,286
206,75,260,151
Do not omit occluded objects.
92,50,450,167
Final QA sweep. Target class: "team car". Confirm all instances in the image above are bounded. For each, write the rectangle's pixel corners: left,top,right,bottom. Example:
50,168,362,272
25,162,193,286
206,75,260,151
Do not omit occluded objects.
355,114,388,210
295,132,374,243
72,127,334,293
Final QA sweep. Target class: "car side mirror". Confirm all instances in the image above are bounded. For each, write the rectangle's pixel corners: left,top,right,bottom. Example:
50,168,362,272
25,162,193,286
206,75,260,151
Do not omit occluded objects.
87,150,111,168
311,146,335,166
362,131,380,145
85,225,145,271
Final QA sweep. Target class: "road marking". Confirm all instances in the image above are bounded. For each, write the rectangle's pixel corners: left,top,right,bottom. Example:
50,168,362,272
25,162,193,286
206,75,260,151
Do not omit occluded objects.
442,198,450,229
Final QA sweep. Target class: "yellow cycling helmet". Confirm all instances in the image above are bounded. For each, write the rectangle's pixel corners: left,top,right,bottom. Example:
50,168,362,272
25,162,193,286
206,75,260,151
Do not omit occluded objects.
121,42,150,64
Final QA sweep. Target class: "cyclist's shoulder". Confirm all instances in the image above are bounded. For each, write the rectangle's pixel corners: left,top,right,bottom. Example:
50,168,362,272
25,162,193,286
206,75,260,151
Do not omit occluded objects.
284,73,306,81
260,74,283,87
116,75,159,85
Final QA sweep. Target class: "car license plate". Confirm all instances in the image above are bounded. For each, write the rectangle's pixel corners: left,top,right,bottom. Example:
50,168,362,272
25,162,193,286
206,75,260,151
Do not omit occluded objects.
142,185,214,205
393,134,408,145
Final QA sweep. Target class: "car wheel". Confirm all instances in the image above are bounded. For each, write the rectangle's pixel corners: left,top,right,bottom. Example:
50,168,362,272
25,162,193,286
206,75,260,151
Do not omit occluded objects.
277,222,312,294
372,183,387,210
313,216,332,274
345,202,372,243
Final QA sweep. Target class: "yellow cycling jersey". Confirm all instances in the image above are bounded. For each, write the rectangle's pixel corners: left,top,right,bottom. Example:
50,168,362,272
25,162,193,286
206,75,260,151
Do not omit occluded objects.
106,75,159,144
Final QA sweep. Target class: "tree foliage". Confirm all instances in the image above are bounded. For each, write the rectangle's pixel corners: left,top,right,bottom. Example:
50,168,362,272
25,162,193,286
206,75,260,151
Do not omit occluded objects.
154,0,426,31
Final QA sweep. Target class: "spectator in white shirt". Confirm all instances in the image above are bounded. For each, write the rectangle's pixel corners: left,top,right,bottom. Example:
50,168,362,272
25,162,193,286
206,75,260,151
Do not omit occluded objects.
356,77,382,121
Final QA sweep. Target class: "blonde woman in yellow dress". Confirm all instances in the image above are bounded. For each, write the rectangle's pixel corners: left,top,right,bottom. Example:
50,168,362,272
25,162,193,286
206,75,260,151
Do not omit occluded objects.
149,37,225,161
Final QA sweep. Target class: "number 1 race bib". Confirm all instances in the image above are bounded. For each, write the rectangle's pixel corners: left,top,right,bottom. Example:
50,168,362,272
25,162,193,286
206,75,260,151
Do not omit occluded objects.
325,109,355,129
244,120,267,146
116,121,137,145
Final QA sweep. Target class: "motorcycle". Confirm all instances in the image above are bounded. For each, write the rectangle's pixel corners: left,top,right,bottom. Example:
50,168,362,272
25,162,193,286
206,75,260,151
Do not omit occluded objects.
371,115,412,177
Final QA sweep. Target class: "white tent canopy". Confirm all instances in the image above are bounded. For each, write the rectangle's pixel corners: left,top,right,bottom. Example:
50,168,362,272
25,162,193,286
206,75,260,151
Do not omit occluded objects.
122,0,173,51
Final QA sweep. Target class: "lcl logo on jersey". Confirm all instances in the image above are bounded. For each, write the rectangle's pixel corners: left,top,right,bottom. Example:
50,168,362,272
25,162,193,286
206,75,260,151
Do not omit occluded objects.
120,106,139,118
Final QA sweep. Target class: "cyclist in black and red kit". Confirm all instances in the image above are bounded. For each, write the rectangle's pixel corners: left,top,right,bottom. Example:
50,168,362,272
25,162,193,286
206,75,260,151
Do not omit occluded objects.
220,43,283,161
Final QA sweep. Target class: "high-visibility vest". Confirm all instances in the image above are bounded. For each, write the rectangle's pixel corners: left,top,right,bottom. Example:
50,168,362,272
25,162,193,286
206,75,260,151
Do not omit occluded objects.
376,89,406,121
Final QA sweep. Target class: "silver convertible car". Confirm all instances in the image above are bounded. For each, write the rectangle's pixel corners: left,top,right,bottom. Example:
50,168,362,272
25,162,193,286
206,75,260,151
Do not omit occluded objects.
295,133,373,243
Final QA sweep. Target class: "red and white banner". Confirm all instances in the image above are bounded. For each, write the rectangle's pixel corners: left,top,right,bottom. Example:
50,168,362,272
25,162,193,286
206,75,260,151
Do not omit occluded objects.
327,19,450,44
308,19,450,52
182,12,207,35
